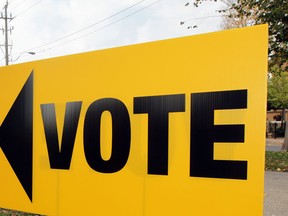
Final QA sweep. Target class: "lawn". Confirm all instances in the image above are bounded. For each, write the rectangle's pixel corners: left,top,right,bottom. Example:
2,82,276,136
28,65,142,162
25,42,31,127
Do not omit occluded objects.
265,151,288,172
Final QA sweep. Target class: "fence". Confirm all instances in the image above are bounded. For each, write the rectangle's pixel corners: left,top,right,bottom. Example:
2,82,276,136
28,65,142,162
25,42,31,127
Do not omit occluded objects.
266,121,286,138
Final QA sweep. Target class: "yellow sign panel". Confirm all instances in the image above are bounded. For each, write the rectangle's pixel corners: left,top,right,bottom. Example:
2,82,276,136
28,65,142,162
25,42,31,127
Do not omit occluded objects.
0,25,267,215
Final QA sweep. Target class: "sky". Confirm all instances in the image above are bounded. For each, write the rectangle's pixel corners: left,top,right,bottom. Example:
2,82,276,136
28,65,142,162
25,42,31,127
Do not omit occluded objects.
0,0,225,65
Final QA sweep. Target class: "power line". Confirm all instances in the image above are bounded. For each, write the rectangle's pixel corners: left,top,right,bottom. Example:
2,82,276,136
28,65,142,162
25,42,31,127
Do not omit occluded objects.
180,14,222,29
10,0,28,11
181,15,221,24
35,0,162,54
13,0,43,19
22,0,147,52
0,46,5,55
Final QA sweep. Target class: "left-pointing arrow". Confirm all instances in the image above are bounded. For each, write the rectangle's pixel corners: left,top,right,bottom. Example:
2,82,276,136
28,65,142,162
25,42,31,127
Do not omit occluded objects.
0,72,33,202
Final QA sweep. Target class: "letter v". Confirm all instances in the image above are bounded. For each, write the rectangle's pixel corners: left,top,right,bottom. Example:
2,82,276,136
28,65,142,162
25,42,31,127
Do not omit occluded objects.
41,102,82,169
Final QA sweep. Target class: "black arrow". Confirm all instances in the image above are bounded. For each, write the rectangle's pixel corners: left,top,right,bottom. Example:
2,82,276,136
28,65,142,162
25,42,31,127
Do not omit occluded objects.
0,72,33,201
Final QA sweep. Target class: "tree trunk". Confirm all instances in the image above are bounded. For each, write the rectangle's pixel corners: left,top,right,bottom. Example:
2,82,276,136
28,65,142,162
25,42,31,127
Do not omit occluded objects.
281,120,288,151
281,108,285,130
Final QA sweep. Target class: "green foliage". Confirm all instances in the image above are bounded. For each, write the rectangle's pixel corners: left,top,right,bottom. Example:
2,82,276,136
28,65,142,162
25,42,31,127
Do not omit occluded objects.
194,0,288,69
265,151,288,172
268,73,288,109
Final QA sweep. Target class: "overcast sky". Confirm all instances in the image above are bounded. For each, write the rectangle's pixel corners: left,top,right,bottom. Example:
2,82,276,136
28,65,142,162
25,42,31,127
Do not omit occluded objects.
0,0,225,65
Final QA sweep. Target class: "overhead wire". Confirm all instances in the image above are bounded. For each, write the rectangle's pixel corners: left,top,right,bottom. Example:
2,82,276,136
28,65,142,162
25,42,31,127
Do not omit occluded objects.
13,0,43,19
5,0,16,7
184,15,221,23
9,0,29,12
0,46,5,55
34,0,162,54
23,0,147,52
0,45,6,63
180,14,222,29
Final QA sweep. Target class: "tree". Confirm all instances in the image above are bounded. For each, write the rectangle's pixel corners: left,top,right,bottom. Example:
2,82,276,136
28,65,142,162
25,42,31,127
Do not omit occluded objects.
218,0,257,29
268,72,288,111
268,71,288,151
194,0,288,70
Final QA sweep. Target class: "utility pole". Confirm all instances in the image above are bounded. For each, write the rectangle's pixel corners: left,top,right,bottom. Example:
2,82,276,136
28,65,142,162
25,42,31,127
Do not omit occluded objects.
0,0,13,66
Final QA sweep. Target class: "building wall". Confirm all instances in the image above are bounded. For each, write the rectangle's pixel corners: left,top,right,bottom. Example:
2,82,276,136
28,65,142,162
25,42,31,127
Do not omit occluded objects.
267,110,288,121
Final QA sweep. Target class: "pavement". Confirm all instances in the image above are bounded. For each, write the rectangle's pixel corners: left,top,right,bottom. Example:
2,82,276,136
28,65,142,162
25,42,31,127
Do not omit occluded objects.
266,138,284,152
264,171,288,216
264,138,288,216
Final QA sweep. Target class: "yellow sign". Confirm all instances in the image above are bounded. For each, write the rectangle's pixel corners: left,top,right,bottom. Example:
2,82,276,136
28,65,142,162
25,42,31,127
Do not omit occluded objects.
0,25,267,215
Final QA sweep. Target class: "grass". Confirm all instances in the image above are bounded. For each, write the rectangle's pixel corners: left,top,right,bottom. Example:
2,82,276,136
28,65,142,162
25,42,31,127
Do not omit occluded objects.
0,212,37,216
0,209,39,216
265,151,288,172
